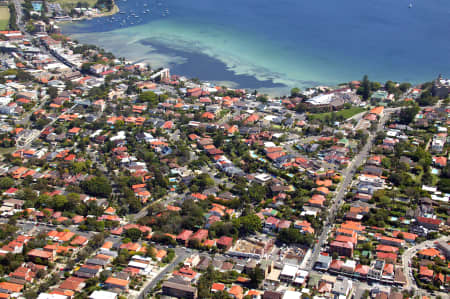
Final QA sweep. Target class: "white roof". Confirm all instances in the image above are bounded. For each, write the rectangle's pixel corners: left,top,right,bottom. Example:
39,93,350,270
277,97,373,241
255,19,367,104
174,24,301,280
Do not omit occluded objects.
282,290,301,299
297,269,309,278
386,130,398,137
37,294,68,299
110,131,126,141
431,194,449,203
264,141,277,147
264,115,277,121
422,185,437,192
131,255,152,261
128,261,148,269
89,290,118,299
342,259,356,269
281,264,298,277
273,133,284,138
255,173,272,182
306,93,334,105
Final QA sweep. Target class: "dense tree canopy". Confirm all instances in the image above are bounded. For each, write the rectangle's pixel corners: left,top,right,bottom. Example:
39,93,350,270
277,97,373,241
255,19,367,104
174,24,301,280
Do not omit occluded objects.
232,214,262,237
138,91,159,108
357,75,372,101
416,90,438,106
80,176,112,198
398,106,419,125
277,228,314,246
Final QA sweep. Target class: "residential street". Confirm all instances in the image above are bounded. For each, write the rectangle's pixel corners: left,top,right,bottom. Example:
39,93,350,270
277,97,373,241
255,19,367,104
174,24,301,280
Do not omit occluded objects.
137,248,193,299
401,235,450,297
304,111,392,271
17,104,79,149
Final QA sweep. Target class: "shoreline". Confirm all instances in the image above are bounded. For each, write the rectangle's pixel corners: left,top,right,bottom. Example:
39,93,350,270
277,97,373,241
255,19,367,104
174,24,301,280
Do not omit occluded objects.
70,3,119,22
58,0,310,93
57,0,447,94
56,0,119,26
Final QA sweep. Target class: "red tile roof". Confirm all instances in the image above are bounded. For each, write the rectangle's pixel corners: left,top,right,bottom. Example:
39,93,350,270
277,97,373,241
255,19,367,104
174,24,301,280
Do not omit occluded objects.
105,277,129,287
176,230,193,241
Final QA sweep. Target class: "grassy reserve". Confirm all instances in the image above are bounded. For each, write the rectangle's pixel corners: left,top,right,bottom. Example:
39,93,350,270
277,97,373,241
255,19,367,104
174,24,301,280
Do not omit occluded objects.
308,107,366,121
0,6,10,30
50,0,118,13
50,0,98,10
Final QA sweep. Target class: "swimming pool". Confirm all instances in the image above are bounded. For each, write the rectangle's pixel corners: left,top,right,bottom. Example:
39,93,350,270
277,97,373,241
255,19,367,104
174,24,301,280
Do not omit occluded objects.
32,2,43,11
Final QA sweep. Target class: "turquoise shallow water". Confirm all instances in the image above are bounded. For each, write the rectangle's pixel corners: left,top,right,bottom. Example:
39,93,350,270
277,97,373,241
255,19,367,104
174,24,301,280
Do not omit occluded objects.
63,0,450,91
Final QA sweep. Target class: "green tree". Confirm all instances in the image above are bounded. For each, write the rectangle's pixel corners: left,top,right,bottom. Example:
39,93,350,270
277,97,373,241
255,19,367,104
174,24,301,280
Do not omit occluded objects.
381,157,391,169
248,265,264,288
0,177,14,189
398,105,419,125
256,95,268,103
138,91,159,107
81,62,94,73
80,176,112,198
47,87,58,99
291,87,301,97
399,82,411,92
197,265,216,298
125,228,142,242
191,173,214,190
437,178,450,193
357,75,371,101
421,170,433,185
416,90,438,106
233,214,262,237
277,228,314,246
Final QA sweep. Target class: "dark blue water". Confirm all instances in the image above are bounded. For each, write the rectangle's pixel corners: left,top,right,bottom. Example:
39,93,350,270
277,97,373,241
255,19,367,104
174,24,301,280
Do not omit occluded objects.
63,0,450,90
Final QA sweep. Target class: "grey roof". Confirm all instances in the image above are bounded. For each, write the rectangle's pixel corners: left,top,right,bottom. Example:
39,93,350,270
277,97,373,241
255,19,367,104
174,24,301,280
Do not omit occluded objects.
168,275,191,285
78,267,99,274
317,254,332,264
162,281,197,293
74,271,95,278
332,278,350,295
196,256,211,270
86,258,108,266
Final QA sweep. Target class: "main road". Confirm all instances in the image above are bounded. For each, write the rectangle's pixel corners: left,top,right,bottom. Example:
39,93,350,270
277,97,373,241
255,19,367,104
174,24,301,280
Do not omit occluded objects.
12,0,23,26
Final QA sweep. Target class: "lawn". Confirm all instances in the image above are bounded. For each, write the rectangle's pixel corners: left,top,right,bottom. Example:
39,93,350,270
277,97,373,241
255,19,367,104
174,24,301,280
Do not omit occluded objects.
51,0,98,10
0,6,10,30
308,107,366,121
0,147,16,155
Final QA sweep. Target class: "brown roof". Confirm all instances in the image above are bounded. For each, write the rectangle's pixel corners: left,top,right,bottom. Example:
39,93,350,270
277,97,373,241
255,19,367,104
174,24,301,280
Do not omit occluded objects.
263,291,283,299
28,249,53,259
176,230,193,241
0,282,23,293
58,276,85,291
105,277,129,287
162,281,197,293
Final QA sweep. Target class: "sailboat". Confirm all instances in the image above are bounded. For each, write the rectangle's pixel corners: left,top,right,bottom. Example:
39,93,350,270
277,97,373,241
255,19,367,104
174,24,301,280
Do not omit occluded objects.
409,2,412,8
